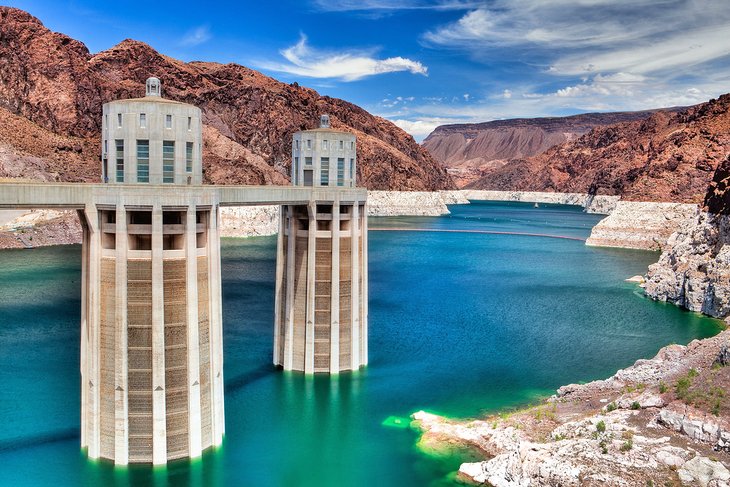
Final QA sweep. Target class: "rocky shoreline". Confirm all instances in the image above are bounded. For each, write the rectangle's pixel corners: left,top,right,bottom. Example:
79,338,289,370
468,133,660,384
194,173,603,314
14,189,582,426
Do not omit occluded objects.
414,329,730,486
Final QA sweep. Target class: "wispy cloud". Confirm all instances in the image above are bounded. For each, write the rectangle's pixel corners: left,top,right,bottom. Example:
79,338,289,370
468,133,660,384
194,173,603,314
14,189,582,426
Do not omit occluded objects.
180,25,212,47
422,1,730,75
257,35,428,81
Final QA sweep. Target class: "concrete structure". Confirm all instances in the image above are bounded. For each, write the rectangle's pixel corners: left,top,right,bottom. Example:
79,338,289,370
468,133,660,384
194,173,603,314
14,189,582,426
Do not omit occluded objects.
275,116,368,373
102,77,203,185
0,81,368,465
290,115,357,188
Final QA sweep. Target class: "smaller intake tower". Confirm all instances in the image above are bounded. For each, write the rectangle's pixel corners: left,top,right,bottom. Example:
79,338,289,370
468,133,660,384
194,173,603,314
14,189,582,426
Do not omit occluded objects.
274,116,368,373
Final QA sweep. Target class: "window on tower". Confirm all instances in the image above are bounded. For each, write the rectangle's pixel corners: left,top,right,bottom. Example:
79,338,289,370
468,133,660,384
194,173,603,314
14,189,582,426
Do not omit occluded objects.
163,141,175,183
115,139,124,182
137,140,149,182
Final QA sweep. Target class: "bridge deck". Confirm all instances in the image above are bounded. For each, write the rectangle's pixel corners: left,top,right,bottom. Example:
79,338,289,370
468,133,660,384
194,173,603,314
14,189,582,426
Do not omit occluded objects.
0,183,367,209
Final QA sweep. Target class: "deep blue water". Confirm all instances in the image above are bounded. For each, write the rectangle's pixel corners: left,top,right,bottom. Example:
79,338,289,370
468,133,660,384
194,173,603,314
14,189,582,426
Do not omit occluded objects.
0,201,723,486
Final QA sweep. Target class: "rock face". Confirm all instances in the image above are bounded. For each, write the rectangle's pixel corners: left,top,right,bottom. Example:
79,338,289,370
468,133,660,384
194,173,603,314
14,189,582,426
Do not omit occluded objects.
0,7,453,191
414,330,730,487
644,157,730,319
644,212,730,319
586,201,699,250
467,95,730,203
424,110,674,188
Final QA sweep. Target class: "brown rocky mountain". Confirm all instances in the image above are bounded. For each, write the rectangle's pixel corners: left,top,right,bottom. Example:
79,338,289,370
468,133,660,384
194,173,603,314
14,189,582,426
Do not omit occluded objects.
0,7,453,190
466,94,730,203
423,110,678,187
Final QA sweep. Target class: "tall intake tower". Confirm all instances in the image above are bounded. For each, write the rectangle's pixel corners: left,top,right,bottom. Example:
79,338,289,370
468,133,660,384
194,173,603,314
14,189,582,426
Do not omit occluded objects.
82,78,224,465
274,115,368,373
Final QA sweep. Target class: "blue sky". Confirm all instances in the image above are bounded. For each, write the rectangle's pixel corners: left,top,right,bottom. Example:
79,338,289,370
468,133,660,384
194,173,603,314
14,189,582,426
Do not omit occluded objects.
7,0,730,140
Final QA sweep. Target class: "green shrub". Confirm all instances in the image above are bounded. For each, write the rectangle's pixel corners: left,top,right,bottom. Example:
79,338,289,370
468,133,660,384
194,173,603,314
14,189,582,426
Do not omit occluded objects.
606,402,617,412
596,420,606,433
620,439,633,452
630,401,641,410
659,381,667,393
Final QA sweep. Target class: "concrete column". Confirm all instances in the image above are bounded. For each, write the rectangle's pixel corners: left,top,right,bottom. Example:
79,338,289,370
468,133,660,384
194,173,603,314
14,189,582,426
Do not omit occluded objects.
304,202,316,374
350,201,360,369
86,203,101,459
361,201,369,366
114,203,129,465
273,205,284,366
78,210,89,450
185,205,202,458
329,200,340,373
208,205,225,444
283,206,295,370
151,204,167,465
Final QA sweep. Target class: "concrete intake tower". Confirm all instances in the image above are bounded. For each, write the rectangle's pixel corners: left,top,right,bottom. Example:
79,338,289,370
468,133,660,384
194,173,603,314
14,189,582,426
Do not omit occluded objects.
275,115,368,373
84,77,224,464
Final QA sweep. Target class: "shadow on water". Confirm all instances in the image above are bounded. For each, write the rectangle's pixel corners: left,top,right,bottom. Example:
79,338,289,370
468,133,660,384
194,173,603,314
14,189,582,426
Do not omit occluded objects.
224,363,277,394
0,428,79,453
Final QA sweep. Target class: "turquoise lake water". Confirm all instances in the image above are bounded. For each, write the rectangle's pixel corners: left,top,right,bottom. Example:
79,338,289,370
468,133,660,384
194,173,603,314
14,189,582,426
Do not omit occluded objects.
0,201,723,486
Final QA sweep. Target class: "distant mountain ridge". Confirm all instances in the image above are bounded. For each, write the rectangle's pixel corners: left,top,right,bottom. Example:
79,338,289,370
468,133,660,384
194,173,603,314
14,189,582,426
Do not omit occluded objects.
0,7,454,190
423,110,684,188
467,94,730,203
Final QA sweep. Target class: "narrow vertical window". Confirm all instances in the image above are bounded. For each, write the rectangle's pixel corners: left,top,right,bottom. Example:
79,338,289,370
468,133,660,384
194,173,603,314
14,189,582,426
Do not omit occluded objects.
115,139,124,182
339,140,344,150
187,117,192,131
163,141,175,183
295,139,299,150
305,156,312,166
349,158,354,185
117,113,122,128
306,139,312,149
140,113,146,128
165,114,172,129
137,140,149,182
186,142,193,173
337,158,344,186
320,157,329,186
104,139,108,154
104,114,108,130
350,141,354,150
322,140,328,150
293,156,299,184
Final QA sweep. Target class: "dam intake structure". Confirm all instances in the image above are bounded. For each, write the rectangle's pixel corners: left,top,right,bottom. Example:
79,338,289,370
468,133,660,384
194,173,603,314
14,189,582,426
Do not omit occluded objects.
0,79,368,465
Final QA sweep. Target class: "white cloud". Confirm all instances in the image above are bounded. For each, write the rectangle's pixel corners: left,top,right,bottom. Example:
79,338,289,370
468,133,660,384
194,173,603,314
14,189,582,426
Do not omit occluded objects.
180,25,212,47
258,35,427,81
501,89,512,99
392,117,460,139
463,93,470,101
